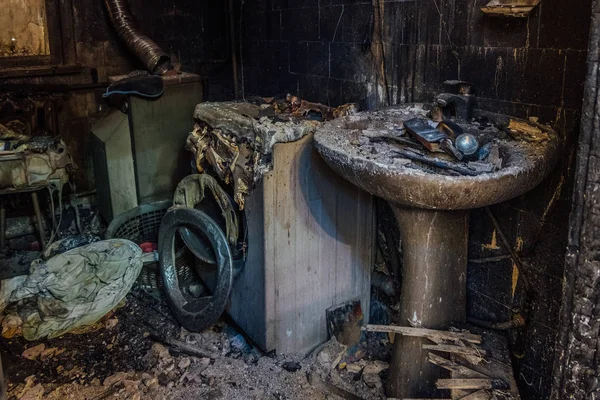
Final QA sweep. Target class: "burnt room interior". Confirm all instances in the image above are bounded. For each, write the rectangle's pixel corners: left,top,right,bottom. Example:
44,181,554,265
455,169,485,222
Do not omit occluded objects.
0,0,598,399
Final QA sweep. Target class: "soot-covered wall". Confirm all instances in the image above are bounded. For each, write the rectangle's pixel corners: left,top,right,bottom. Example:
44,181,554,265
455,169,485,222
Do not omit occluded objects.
238,1,590,399
0,0,233,190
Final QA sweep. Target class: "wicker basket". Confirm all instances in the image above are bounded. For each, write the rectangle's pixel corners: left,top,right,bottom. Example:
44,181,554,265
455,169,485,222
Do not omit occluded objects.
106,201,195,291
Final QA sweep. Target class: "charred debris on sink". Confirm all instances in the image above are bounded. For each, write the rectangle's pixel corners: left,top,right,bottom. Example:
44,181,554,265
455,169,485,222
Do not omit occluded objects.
321,82,557,179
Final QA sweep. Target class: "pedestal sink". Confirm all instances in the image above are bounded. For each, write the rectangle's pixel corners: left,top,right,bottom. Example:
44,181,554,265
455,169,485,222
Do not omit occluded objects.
313,104,559,398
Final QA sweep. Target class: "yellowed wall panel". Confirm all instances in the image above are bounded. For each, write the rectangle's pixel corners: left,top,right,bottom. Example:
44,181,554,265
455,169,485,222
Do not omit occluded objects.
1,0,50,57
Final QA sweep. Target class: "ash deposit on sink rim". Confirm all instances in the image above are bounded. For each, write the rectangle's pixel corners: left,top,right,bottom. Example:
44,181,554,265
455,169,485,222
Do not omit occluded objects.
314,104,559,183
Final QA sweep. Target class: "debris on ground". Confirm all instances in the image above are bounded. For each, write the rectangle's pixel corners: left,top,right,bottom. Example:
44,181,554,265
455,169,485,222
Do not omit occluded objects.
2,287,391,400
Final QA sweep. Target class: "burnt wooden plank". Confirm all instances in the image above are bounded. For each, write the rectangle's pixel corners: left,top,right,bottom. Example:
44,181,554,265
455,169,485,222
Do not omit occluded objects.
435,379,494,390
427,353,489,379
423,344,487,357
363,325,482,344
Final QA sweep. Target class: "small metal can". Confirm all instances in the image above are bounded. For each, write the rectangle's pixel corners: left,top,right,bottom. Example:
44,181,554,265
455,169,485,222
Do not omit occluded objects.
455,133,479,156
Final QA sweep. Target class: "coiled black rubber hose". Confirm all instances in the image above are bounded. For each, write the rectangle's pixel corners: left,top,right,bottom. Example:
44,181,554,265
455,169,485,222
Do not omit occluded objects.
104,0,171,75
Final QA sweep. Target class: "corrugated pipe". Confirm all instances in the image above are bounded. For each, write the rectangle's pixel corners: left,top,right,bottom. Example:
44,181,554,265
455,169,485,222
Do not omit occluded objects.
104,0,172,75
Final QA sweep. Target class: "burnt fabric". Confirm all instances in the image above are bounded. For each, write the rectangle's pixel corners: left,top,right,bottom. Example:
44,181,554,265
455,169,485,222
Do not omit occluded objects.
4,239,142,340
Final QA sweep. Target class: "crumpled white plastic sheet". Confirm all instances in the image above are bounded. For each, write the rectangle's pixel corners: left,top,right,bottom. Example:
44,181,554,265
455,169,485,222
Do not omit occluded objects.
5,239,142,340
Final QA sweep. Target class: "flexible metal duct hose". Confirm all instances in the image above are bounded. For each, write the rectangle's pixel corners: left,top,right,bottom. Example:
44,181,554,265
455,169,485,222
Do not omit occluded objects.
104,0,171,75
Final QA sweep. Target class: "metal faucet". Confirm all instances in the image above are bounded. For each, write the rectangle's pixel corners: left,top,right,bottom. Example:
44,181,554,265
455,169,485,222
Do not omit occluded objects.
435,81,475,121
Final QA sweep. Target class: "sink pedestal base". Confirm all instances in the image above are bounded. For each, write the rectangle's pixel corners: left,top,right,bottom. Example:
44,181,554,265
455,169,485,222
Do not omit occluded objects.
387,206,469,398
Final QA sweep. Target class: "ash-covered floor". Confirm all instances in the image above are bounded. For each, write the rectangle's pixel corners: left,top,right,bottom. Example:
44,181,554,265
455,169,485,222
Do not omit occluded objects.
2,287,392,400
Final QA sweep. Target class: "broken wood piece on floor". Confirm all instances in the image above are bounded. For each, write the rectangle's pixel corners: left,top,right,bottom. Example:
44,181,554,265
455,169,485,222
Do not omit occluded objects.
423,344,487,356
427,353,489,378
307,372,365,400
435,378,507,390
454,340,487,366
458,389,493,400
363,324,482,344
150,333,219,359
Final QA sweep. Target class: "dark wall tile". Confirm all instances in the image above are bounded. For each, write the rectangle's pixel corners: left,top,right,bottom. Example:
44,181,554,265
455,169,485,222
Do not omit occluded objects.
273,0,319,9
416,0,442,46
459,47,511,100
281,8,320,41
421,45,441,91
439,0,485,47
508,48,566,106
467,262,489,293
475,97,530,120
298,75,340,105
320,4,373,43
537,0,592,50
258,41,290,77
74,0,113,43
527,272,563,327
265,11,282,41
563,50,588,109
241,40,261,68
329,43,371,81
243,66,261,94
467,288,512,321
388,44,419,103
289,41,329,76
517,364,551,400
289,42,309,74
437,45,461,84
307,42,330,76
340,80,373,109
519,322,558,380
332,0,371,4
340,4,373,44
482,9,538,48
320,5,344,42
485,258,515,308
383,1,417,45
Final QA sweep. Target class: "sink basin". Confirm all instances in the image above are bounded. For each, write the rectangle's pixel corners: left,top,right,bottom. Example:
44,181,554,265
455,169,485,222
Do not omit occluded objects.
315,104,559,210
314,104,559,398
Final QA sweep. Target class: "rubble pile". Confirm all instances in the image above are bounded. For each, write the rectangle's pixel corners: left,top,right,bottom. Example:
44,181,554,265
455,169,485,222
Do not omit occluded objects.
4,288,393,400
